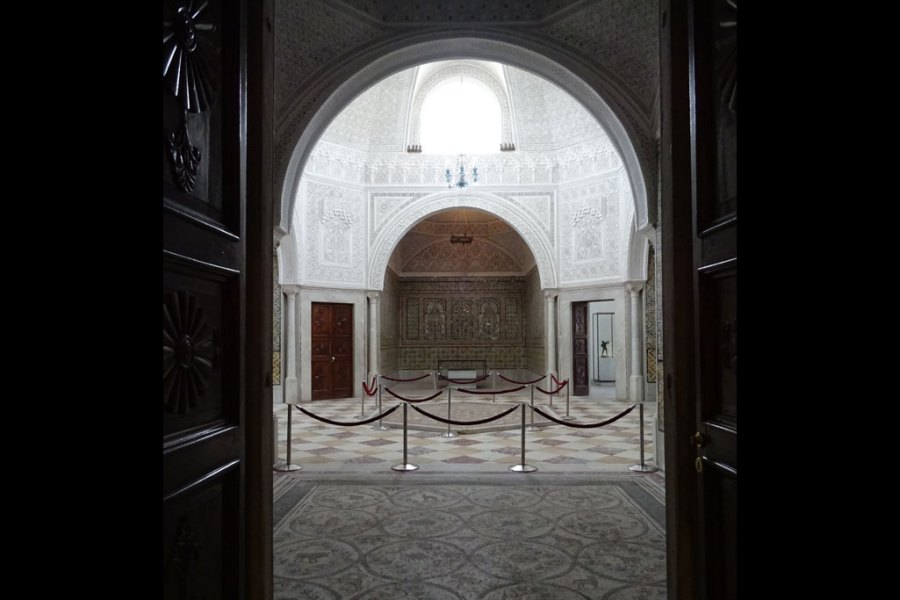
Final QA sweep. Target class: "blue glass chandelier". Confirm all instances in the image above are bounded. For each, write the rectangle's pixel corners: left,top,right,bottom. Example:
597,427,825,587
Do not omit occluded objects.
445,154,478,189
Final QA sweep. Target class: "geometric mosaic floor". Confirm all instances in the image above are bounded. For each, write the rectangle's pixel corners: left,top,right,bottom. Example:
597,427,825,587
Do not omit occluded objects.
273,384,663,474
273,473,667,599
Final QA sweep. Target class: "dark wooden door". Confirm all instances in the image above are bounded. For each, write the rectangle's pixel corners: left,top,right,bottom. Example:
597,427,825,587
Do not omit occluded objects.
572,302,589,396
163,1,269,598
311,303,354,400
662,0,737,598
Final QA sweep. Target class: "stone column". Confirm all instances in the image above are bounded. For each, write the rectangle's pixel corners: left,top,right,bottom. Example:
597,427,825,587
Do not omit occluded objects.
367,291,380,380
626,282,644,404
544,290,557,378
283,285,299,405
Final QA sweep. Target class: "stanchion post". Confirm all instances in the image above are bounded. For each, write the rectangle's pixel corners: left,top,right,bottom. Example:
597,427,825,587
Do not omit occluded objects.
509,403,537,473
392,403,419,472
527,384,539,432
274,404,302,472
432,370,437,391
360,382,366,418
628,402,659,473
441,386,457,438
373,376,389,431
561,380,575,421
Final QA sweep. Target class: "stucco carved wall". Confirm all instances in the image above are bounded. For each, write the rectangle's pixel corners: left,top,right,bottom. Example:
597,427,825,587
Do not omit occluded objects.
557,171,623,284
401,239,521,274
300,179,367,286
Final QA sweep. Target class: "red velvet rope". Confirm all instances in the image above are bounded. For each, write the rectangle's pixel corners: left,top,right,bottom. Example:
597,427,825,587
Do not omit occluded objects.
439,373,491,384
497,373,546,385
410,403,520,426
535,380,569,395
551,373,563,386
381,372,432,382
295,404,399,426
361,377,377,396
384,387,447,404
455,385,526,396
530,404,635,428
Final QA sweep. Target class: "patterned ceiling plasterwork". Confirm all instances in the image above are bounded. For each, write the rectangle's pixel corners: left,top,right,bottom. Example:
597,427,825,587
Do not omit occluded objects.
506,66,603,151
274,0,385,113
301,180,367,286
401,238,522,274
273,2,659,233
557,171,623,284
336,0,584,23
368,192,556,290
407,62,514,149
320,69,414,151
543,0,659,114
410,220,510,237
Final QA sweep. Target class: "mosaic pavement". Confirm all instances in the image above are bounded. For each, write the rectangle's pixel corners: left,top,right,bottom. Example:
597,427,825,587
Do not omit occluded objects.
272,473,666,600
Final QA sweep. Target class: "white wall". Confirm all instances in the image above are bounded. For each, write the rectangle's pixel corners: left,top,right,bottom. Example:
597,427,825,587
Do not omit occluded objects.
588,300,616,382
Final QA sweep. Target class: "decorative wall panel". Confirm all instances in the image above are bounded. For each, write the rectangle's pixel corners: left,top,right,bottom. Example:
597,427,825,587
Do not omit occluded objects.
273,250,282,385
380,268,400,374
524,267,545,374
400,278,524,347
645,244,657,384
557,173,622,283
302,180,366,285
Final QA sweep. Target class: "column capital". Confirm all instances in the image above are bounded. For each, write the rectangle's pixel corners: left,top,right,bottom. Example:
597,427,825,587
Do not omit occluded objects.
542,288,558,300
282,284,301,297
366,290,382,302
625,281,644,295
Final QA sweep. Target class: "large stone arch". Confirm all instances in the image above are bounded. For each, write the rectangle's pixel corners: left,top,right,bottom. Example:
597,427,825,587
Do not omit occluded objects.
407,61,515,150
368,190,556,290
277,34,653,241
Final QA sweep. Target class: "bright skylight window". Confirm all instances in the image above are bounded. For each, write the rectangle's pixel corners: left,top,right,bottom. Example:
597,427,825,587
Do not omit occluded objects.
420,75,501,154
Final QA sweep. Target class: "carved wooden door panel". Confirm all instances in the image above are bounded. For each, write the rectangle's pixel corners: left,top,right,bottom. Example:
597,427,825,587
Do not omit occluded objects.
662,1,737,598
572,302,589,395
311,303,353,400
162,1,249,598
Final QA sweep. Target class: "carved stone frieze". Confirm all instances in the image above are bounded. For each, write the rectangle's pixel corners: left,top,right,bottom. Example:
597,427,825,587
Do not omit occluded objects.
302,180,366,285
557,173,622,283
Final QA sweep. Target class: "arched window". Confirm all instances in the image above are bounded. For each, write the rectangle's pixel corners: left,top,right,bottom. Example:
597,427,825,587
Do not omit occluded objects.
420,74,501,154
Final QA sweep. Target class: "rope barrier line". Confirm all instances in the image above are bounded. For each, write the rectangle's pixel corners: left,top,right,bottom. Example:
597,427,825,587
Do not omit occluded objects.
384,387,446,403
497,373,546,385
381,372,432,382
410,403,520,426
455,385,526,395
362,378,377,396
295,404,399,426
438,373,491,384
551,373,562,386
535,380,568,395
531,404,635,428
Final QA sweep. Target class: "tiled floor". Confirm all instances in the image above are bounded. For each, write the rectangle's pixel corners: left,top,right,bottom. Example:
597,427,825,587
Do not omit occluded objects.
273,382,662,475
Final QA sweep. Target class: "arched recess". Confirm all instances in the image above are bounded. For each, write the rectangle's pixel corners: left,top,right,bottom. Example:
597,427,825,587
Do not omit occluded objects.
277,35,652,240
368,190,556,291
407,62,515,150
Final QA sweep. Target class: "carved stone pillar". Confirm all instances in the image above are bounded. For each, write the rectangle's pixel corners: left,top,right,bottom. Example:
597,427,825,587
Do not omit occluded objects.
283,285,299,405
626,282,644,404
367,291,380,380
544,290,557,378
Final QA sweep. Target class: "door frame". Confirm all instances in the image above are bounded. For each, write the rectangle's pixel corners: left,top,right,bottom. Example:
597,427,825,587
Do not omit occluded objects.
557,286,627,401
298,288,367,402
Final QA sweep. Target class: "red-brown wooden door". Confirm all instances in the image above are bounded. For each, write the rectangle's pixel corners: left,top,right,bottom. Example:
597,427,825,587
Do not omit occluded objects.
311,303,353,400
572,302,590,395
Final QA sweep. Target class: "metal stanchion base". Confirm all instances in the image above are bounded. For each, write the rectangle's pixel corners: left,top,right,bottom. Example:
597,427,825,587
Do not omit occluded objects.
560,415,577,421
509,464,538,473
273,463,302,472
526,426,542,432
628,464,659,473
391,463,419,472
372,424,391,431
440,431,458,438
